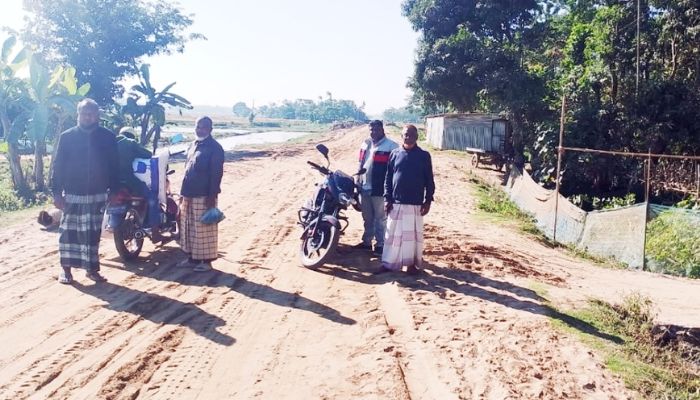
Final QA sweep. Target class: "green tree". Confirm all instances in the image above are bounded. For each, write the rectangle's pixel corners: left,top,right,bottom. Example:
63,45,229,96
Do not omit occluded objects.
1,36,91,194
403,0,555,155
255,97,367,123
382,105,422,123
0,36,30,195
123,64,192,152
24,60,90,191
22,0,204,105
232,101,251,117
403,0,700,199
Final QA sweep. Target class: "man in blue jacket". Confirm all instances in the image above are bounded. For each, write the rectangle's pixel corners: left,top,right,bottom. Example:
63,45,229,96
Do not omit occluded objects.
356,120,398,255
379,124,435,275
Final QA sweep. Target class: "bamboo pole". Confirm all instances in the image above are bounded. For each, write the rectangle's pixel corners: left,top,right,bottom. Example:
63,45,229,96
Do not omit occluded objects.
553,93,567,242
696,162,699,200
560,146,700,161
642,152,651,271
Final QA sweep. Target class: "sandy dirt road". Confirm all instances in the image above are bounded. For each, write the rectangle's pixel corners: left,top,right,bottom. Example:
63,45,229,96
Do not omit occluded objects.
1,126,699,399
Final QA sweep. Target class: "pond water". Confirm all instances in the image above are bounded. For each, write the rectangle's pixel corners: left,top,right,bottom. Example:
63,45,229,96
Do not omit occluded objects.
167,130,313,153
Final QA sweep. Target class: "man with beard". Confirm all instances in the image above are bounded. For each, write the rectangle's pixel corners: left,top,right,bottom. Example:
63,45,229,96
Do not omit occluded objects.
177,116,225,272
51,98,118,284
378,124,435,275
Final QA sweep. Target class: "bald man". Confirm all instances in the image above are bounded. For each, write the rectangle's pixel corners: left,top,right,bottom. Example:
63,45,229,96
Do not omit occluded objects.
378,124,435,275
177,117,225,272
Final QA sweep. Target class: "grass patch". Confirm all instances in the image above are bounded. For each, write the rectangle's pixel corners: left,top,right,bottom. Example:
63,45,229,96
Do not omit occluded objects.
564,243,629,270
471,176,542,237
0,202,47,228
548,294,700,398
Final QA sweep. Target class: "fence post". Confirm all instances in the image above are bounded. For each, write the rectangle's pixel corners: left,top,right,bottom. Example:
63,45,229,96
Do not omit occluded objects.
554,93,567,242
642,152,651,271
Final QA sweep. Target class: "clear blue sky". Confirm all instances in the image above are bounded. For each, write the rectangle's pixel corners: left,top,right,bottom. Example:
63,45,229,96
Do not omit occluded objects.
0,0,419,115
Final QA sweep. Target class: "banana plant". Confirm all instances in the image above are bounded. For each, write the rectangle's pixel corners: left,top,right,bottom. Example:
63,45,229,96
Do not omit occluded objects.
24,59,90,191
124,63,192,152
0,36,30,195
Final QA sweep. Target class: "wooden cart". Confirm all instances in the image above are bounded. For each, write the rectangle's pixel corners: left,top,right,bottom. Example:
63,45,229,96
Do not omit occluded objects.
465,147,509,171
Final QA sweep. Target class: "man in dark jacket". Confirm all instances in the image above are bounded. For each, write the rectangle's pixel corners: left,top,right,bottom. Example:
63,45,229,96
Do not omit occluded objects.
51,98,118,284
116,127,152,195
378,124,435,275
177,116,225,272
356,120,398,255
116,127,164,240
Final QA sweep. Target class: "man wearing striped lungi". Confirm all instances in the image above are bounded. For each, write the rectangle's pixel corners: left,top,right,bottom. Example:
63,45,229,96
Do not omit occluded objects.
177,117,225,272
51,99,119,284
377,124,435,275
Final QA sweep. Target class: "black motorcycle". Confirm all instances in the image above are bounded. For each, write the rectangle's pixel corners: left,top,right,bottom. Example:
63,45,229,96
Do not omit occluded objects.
298,144,364,268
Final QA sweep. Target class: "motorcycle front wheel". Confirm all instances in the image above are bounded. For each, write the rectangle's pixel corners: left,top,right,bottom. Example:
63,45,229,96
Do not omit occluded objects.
113,208,144,261
299,221,339,269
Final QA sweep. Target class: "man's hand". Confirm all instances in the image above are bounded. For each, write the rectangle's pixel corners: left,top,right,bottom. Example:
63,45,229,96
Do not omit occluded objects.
53,195,65,210
385,202,393,214
204,195,217,209
420,202,431,216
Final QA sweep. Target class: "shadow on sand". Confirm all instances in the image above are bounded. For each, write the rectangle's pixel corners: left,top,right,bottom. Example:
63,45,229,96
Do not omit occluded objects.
104,247,355,326
316,244,623,344
72,280,236,346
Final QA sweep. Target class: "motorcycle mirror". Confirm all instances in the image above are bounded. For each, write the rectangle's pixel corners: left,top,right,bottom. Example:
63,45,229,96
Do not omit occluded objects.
315,144,329,160
355,168,367,176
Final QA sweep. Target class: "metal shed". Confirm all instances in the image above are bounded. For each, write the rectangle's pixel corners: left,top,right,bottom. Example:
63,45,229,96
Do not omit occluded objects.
425,113,512,170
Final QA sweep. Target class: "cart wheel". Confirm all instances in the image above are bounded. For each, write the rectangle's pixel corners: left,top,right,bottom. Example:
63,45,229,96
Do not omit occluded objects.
471,153,480,168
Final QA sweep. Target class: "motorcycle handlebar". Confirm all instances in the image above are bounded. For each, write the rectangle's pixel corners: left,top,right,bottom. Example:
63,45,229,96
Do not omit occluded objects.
307,161,330,175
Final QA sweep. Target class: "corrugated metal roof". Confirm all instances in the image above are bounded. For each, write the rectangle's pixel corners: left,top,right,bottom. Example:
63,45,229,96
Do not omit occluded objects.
425,112,506,120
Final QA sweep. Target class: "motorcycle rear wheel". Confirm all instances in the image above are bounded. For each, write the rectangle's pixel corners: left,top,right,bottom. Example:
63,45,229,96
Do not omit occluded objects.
299,221,339,269
113,208,144,261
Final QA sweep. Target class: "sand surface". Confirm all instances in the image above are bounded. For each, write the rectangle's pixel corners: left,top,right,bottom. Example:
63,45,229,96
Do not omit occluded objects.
1,126,699,399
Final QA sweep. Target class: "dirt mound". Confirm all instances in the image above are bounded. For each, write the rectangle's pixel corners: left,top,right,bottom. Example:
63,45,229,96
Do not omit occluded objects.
652,324,700,366
423,224,566,286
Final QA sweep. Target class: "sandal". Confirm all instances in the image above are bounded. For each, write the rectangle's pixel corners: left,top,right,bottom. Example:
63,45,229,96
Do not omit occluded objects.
406,265,422,275
193,262,212,272
371,266,394,275
86,270,107,282
58,270,73,284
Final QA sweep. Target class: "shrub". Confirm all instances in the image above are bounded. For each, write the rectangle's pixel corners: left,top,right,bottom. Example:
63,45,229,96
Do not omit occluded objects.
0,186,24,212
646,210,700,278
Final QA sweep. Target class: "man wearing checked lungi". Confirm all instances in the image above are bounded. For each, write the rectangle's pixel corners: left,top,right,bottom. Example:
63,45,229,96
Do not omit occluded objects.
51,99,119,284
177,117,225,272
377,124,435,275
